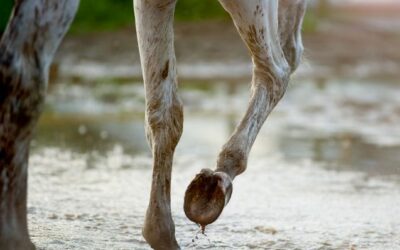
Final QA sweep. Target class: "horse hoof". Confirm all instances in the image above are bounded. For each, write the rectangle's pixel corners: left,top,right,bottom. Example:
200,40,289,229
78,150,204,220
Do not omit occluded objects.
184,168,233,227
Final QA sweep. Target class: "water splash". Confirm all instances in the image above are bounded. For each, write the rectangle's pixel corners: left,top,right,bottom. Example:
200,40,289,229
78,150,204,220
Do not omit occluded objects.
189,225,211,247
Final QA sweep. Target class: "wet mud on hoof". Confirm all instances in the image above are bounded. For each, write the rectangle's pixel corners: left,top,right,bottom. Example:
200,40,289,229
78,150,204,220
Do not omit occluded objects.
184,169,232,227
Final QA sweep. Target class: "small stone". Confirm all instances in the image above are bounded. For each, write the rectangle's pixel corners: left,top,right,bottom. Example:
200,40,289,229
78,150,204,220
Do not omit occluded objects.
255,226,277,235
65,214,75,220
48,214,58,219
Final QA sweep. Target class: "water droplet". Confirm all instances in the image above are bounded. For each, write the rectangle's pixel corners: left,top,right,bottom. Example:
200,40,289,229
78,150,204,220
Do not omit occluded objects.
201,224,206,234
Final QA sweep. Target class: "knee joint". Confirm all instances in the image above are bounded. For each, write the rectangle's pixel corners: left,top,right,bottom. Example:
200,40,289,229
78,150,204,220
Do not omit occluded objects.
146,97,183,151
253,61,290,102
1,52,45,130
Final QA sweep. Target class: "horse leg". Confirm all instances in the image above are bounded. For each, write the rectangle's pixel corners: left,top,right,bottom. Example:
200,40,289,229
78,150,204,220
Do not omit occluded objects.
133,0,183,249
0,0,79,249
184,0,306,227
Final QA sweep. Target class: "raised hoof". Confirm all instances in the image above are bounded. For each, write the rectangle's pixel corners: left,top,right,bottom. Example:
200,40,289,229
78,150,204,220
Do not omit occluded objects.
184,168,233,227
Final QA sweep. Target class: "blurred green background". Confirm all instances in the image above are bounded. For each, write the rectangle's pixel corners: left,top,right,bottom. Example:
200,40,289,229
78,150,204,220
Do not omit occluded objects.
0,0,13,31
0,0,318,34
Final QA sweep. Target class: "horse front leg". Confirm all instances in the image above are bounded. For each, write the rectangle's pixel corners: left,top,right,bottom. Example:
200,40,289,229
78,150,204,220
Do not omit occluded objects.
0,0,79,249
134,0,183,249
184,0,306,228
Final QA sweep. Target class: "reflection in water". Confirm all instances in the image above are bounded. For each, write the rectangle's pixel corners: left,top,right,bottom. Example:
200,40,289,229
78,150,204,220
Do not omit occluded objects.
34,113,149,155
279,132,400,178
29,78,400,249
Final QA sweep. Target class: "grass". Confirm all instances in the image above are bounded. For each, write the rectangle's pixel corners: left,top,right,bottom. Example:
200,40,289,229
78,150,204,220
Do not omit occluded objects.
302,10,319,33
71,0,230,33
1,0,318,34
70,0,135,33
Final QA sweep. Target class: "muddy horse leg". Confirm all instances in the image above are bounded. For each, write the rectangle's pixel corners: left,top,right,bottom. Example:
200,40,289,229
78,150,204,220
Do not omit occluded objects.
184,0,306,227
0,0,78,249
133,0,183,249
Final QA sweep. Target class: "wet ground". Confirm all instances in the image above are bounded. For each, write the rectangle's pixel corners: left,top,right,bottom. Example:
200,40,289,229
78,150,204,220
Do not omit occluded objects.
28,76,400,249
25,7,400,249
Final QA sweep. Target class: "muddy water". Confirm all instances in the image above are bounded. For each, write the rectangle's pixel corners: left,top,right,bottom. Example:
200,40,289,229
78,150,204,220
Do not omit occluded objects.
29,78,400,249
